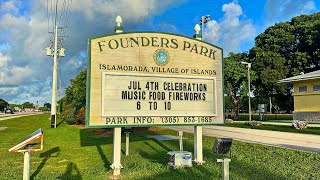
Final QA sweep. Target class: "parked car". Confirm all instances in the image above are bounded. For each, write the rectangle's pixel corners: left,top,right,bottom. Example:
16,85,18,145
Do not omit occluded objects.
5,109,14,114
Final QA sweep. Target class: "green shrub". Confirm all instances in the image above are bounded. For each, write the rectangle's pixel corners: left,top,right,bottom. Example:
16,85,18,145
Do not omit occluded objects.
61,105,76,124
75,107,85,125
238,114,293,121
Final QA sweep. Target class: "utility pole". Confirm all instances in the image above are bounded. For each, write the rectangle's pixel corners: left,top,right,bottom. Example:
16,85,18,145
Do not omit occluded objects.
241,62,252,121
200,15,210,41
46,0,65,128
270,97,272,114
50,0,59,128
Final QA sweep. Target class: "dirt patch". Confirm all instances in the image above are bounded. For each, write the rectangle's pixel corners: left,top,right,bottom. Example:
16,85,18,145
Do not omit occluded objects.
0,127,7,131
134,127,166,133
93,128,113,138
72,124,86,129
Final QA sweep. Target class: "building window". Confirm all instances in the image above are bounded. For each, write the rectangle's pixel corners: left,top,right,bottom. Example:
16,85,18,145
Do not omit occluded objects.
298,86,307,92
313,84,320,91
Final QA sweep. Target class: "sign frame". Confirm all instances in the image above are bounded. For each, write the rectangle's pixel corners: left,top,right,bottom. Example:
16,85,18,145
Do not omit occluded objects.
9,128,44,153
86,31,225,128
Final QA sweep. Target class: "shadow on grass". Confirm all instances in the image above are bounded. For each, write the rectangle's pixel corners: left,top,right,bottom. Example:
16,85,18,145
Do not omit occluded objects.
96,145,111,169
56,120,64,128
137,138,183,165
78,127,289,179
80,128,170,146
80,129,114,170
143,142,161,153
80,129,113,146
57,162,82,180
138,148,167,164
151,139,172,152
31,147,60,179
135,137,286,180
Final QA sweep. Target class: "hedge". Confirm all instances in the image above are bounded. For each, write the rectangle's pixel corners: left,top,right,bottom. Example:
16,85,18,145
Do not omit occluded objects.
237,114,293,121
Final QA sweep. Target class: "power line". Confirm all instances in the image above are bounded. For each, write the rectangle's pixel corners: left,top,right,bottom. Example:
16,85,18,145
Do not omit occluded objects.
46,0,72,128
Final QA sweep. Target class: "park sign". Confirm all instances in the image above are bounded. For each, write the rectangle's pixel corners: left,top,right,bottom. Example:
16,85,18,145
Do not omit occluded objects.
86,32,224,128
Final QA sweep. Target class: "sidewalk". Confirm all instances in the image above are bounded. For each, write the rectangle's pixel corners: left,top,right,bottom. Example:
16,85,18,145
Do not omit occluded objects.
233,121,320,127
168,126,320,153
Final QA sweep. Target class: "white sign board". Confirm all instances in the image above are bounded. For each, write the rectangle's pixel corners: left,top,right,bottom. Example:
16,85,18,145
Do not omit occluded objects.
86,32,224,127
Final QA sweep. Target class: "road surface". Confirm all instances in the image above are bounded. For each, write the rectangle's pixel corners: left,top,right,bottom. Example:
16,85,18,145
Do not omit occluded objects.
168,126,320,153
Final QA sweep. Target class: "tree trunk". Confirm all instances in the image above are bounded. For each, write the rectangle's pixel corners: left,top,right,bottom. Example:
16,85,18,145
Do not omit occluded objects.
230,92,239,120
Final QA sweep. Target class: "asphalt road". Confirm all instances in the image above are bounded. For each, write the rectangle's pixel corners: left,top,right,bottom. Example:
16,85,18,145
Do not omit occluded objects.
168,125,320,153
0,112,43,121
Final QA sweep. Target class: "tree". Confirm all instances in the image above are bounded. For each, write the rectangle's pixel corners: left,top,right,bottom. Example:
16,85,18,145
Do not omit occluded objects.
224,52,256,119
0,99,9,112
62,69,87,124
249,12,320,111
44,102,51,110
250,22,294,97
292,13,320,72
64,69,87,111
22,102,34,108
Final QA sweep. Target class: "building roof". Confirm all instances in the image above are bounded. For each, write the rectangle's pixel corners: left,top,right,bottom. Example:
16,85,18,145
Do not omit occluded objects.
278,70,320,83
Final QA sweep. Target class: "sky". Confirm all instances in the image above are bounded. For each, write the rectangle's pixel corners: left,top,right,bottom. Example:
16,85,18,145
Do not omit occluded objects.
0,0,319,105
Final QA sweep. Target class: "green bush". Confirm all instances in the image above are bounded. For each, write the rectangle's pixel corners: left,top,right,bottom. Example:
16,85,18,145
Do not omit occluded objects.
61,106,76,124
238,114,293,121
75,107,85,125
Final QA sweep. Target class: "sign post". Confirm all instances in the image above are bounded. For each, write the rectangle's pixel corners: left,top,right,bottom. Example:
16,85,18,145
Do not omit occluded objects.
23,145,32,180
111,16,124,176
178,131,183,151
217,158,231,180
193,24,204,164
86,16,224,176
126,132,129,156
9,128,44,180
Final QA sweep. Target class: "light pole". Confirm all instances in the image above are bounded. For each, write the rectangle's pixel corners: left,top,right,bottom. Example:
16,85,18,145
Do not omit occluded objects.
200,15,210,41
241,62,252,121
45,1,65,128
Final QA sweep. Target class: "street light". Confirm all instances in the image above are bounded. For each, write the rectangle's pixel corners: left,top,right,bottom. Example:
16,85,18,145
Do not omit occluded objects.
241,61,252,121
200,15,210,41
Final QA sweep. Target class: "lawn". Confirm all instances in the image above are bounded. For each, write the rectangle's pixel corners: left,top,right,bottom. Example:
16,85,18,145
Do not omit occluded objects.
227,123,320,135
0,114,319,179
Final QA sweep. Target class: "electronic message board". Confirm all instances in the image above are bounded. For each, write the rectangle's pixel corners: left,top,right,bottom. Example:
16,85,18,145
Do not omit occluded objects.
86,32,223,127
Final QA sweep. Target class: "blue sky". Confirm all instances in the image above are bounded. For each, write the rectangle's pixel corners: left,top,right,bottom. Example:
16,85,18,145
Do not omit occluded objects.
0,0,319,104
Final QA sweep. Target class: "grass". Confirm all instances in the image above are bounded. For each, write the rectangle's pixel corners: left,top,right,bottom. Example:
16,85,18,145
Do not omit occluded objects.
0,114,319,179
227,123,320,135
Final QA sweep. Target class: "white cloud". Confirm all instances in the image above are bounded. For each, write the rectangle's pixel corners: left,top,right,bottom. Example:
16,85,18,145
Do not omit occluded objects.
205,2,256,56
0,52,9,68
264,0,316,26
0,53,33,86
0,0,183,104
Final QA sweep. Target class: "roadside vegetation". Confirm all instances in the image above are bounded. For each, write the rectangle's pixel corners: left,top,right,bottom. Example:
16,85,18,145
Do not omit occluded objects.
58,13,320,123
237,114,293,121
224,12,320,119
0,114,320,179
